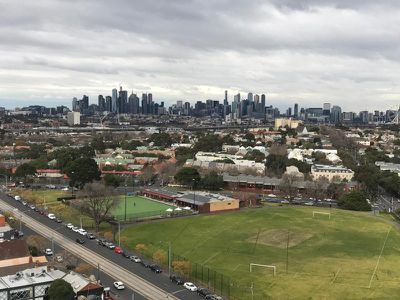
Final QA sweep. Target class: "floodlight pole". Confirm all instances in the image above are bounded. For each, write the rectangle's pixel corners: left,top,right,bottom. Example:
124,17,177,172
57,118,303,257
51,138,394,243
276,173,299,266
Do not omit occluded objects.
124,183,127,221
286,230,290,274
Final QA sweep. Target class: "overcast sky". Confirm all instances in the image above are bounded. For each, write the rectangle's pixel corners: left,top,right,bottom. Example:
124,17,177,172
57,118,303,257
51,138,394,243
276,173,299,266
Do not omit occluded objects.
1,0,400,111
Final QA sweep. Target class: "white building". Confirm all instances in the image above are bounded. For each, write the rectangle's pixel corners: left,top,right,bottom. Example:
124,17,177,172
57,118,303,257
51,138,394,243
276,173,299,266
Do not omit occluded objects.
67,111,80,126
311,164,354,182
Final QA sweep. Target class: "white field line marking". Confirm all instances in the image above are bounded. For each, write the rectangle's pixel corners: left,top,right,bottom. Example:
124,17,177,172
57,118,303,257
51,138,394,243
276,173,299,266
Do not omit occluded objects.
203,251,220,265
331,268,341,284
233,264,242,271
368,227,391,288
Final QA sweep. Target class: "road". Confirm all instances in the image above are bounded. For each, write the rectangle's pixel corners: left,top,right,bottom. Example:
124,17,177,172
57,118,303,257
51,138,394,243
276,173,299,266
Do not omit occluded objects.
0,191,203,300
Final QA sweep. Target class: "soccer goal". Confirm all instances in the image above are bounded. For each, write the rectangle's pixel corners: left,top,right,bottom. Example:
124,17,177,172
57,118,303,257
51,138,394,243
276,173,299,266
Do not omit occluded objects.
249,263,276,276
313,211,331,219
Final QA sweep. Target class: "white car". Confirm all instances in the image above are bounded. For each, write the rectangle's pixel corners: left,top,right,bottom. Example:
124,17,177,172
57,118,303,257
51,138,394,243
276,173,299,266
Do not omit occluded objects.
130,256,141,263
72,226,79,232
78,228,87,236
66,223,73,229
44,248,53,256
183,282,197,292
14,195,21,201
113,281,125,290
47,213,56,220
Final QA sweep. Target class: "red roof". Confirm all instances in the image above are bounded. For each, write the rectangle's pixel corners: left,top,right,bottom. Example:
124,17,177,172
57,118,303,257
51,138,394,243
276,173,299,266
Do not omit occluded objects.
101,170,141,175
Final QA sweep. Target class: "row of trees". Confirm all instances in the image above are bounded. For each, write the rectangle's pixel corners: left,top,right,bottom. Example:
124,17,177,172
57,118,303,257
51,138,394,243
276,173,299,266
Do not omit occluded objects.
174,167,224,190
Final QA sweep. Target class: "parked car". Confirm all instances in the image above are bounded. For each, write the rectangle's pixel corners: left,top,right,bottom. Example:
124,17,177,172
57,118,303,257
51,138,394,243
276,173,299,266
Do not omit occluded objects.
14,195,21,201
121,252,131,258
55,255,63,263
97,239,107,246
47,213,56,220
78,228,87,236
197,288,213,298
66,223,73,229
55,218,63,223
114,246,123,254
140,260,151,268
205,295,223,300
22,201,27,206
29,204,36,210
71,226,79,232
113,281,125,290
183,282,197,292
130,256,141,263
44,248,53,256
76,238,85,244
170,274,184,285
86,233,96,239
150,264,162,273
106,242,116,250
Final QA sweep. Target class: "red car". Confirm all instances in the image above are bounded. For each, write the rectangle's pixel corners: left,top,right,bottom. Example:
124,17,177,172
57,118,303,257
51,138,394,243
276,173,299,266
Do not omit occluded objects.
114,246,123,254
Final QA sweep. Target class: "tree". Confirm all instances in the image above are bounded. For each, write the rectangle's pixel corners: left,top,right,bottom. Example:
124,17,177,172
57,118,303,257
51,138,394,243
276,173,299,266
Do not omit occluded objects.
48,279,74,300
244,150,265,162
14,163,36,185
77,182,119,232
194,135,223,152
265,154,287,176
158,162,177,186
149,132,173,148
279,174,299,203
153,249,167,265
104,174,123,188
201,171,224,190
174,167,201,186
65,157,101,189
337,191,371,211
175,147,195,165
140,164,155,185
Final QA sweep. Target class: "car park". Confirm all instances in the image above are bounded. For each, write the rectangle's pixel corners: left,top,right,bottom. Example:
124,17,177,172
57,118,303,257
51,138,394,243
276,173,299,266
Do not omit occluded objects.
130,256,141,263
183,282,197,292
150,264,162,273
113,281,125,290
76,238,85,244
66,223,73,229
114,246,123,254
197,288,213,298
169,274,184,285
86,233,96,239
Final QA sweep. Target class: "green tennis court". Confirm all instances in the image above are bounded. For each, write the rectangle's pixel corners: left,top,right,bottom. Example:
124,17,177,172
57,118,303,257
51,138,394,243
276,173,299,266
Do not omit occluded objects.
112,195,175,220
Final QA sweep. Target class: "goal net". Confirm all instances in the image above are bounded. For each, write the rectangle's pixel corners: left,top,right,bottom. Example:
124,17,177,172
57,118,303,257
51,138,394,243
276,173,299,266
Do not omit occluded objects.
313,211,331,219
249,263,276,276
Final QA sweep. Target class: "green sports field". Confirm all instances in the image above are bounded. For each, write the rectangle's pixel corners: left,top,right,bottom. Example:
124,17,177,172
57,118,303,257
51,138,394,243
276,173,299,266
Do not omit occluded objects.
112,195,175,220
121,206,400,299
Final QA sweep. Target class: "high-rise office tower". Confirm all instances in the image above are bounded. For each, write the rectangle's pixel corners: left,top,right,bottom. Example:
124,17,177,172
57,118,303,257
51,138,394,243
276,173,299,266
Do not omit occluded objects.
118,87,128,114
142,93,148,114
294,103,299,118
331,105,342,124
98,95,105,111
128,93,140,114
247,92,253,103
72,97,79,111
261,94,266,113
105,96,112,112
323,103,331,116
224,90,228,106
81,95,89,110
112,88,118,113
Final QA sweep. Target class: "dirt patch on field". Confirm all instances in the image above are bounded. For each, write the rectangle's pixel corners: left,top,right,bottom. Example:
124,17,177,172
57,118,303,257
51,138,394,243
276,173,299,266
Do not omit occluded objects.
248,229,313,249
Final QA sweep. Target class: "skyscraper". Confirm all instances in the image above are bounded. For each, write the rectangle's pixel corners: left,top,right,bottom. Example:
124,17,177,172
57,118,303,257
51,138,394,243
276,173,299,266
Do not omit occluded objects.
224,90,228,106
112,88,118,113
142,93,148,114
294,103,299,118
98,95,105,111
247,92,253,103
331,105,342,124
323,103,331,116
118,87,128,113
128,92,140,114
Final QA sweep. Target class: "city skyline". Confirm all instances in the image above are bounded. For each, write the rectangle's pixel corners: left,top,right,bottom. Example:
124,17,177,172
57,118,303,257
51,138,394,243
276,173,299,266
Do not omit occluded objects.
1,1,400,110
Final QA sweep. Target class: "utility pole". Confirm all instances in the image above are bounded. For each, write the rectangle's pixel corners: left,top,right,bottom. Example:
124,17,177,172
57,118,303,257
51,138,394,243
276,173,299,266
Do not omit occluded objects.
168,241,172,277
51,237,55,263
118,222,121,247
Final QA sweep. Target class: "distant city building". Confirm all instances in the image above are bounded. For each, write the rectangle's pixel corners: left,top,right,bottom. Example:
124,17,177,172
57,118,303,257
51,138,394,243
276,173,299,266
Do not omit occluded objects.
275,118,303,129
67,111,80,126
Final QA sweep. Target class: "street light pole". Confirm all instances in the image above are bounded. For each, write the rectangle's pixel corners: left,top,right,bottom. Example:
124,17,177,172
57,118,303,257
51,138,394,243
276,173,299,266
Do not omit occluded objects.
168,241,171,277
118,221,121,247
